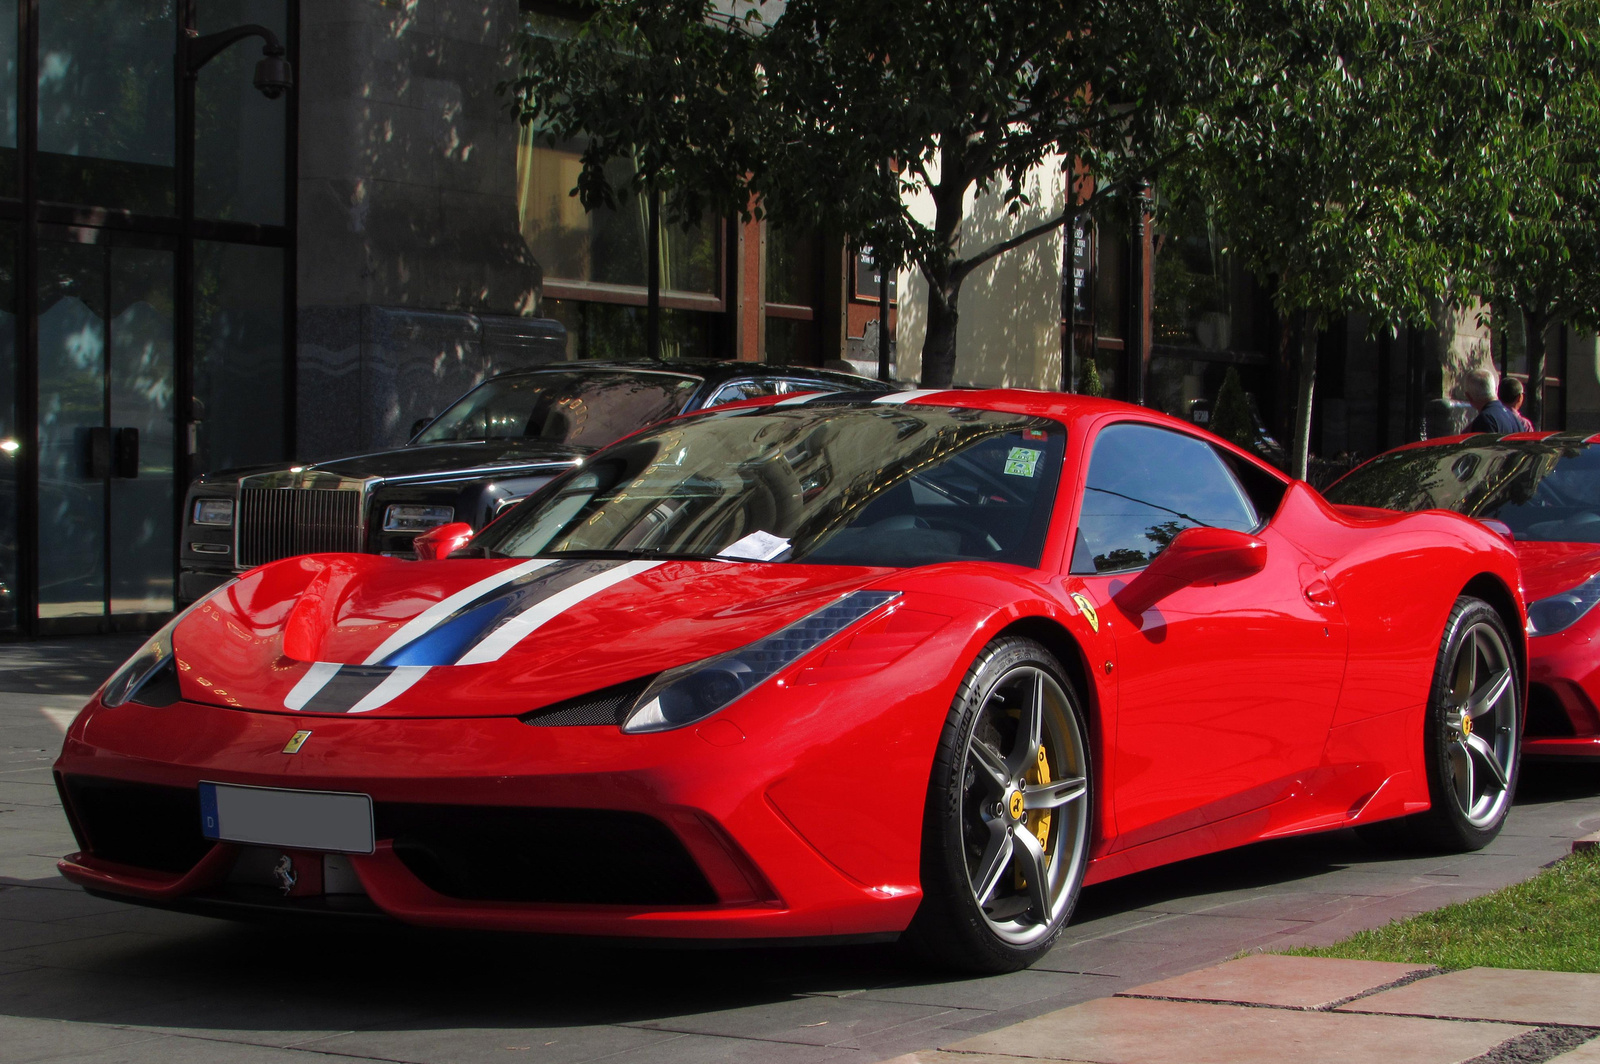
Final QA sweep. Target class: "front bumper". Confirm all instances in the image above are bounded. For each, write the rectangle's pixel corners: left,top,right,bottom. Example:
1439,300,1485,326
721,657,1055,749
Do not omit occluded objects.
52,698,926,940
1526,629,1600,759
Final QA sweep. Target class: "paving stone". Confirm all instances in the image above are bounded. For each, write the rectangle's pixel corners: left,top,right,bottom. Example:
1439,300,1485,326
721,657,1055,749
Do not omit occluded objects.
0,1015,163,1064
27,1034,387,1063
1343,967,1600,1027
945,996,1527,1064
1119,954,1432,1009
586,1033,860,1064
880,1052,1079,1064
279,1020,678,1062
623,996,958,1049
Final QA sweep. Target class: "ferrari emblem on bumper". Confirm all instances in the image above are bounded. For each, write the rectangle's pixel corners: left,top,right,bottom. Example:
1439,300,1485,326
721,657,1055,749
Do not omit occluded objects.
282,730,311,754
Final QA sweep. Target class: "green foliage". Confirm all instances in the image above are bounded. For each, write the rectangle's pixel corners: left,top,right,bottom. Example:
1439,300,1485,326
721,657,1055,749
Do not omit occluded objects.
1285,848,1600,972
1210,367,1254,449
504,0,1274,387
1079,357,1104,398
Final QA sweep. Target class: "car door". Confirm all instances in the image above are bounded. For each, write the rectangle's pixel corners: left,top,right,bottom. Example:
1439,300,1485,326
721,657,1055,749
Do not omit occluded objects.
1070,421,1348,850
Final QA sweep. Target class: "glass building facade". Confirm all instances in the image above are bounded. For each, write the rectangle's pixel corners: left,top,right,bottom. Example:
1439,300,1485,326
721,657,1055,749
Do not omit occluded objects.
1,0,295,633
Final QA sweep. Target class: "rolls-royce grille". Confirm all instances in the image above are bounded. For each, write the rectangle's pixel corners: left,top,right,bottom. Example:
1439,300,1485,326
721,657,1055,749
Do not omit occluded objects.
238,488,364,567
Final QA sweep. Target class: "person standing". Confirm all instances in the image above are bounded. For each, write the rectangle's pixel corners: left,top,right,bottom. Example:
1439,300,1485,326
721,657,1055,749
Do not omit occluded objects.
1498,377,1536,431
1465,369,1521,434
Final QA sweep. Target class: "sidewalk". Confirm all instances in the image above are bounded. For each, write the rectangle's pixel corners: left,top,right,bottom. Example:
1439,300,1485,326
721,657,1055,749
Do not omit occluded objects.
885,954,1600,1064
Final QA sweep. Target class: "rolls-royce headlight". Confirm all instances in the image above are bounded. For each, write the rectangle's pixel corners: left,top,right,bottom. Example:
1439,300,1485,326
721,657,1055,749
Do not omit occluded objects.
192,498,234,526
620,590,899,733
100,581,238,707
1527,575,1600,636
384,504,455,532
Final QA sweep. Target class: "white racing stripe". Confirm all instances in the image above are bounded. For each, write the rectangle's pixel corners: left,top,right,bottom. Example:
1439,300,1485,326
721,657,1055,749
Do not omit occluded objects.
775,392,823,407
455,560,662,666
362,557,555,665
872,389,948,405
285,661,342,711
348,665,432,714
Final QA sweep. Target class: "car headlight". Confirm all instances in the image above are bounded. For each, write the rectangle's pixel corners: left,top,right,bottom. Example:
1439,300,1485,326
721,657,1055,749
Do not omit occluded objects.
1528,574,1600,636
621,590,900,733
384,504,455,532
100,581,238,707
192,498,234,526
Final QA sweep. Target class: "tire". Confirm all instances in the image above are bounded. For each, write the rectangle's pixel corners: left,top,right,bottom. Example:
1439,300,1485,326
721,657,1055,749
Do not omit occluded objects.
1362,596,1521,852
902,636,1093,974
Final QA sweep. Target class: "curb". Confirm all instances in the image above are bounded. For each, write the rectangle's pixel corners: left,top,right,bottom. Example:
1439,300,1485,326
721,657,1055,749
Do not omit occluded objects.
1572,831,1600,853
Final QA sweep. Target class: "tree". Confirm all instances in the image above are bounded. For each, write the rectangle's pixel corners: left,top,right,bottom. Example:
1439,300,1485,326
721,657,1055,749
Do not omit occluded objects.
506,0,1246,387
1169,0,1453,480
1437,1,1600,428
1210,366,1254,450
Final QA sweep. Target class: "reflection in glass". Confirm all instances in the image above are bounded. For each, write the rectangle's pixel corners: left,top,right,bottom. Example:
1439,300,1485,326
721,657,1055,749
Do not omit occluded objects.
193,241,286,473
543,298,715,361
108,247,174,614
517,132,718,294
479,406,1065,569
195,0,288,225
1326,437,1600,543
0,226,17,629
37,0,176,214
0,0,19,195
765,317,815,367
416,370,700,449
1151,202,1266,354
1073,423,1258,574
37,240,106,618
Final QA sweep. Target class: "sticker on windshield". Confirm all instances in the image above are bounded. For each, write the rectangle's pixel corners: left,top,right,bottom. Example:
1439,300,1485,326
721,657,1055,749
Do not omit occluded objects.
1004,447,1042,478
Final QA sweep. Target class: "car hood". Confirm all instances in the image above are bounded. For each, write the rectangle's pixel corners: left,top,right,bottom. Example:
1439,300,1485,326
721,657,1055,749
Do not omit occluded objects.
172,554,898,718
1517,540,1600,603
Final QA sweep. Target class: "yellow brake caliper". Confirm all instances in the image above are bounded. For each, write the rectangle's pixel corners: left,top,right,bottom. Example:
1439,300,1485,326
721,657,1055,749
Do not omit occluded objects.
1015,742,1054,890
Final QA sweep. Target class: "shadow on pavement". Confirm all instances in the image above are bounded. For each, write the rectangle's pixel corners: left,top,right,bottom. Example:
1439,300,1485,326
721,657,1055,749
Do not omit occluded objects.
0,635,145,697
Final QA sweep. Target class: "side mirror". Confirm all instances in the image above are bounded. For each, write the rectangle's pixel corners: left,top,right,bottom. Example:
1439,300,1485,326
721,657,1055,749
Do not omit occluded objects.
1113,526,1267,617
413,521,475,561
410,417,432,439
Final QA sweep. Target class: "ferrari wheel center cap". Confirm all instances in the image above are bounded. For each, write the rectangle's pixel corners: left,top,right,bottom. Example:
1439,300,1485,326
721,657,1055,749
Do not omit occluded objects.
1461,712,1473,740
1008,789,1026,820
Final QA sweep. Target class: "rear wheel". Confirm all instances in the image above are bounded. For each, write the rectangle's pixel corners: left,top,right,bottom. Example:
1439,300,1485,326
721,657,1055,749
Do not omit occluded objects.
903,637,1092,973
1362,596,1520,852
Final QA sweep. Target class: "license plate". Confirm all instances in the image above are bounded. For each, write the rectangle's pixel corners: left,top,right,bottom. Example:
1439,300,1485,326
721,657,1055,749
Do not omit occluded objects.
198,782,374,854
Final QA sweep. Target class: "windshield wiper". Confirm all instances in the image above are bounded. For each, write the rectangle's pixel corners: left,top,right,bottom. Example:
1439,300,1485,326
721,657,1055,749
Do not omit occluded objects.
533,547,731,562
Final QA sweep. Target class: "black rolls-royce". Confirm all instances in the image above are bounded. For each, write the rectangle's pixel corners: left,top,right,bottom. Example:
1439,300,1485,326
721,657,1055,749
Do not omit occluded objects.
179,360,880,602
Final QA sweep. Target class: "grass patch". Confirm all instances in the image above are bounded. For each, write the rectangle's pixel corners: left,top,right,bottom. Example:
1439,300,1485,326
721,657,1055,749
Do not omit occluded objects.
1283,847,1600,972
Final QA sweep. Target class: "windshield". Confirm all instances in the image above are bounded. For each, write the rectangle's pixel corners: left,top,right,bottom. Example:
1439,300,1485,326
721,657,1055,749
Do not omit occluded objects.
473,405,1066,568
416,370,701,449
1326,437,1600,542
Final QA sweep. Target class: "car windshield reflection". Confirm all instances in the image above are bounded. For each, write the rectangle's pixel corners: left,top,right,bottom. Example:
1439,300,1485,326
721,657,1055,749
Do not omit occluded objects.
415,370,702,450
472,405,1066,568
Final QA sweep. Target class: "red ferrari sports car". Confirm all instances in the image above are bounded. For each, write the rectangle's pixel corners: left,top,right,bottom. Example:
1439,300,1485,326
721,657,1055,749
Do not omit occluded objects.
1328,431,1600,760
56,390,1525,972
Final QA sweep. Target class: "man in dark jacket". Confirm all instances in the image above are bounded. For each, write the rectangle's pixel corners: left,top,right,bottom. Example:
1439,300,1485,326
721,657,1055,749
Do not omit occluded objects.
1499,377,1536,431
1465,368,1521,434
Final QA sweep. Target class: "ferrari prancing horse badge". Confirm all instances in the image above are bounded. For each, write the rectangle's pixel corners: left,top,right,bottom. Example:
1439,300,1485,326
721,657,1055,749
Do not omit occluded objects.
1070,593,1099,633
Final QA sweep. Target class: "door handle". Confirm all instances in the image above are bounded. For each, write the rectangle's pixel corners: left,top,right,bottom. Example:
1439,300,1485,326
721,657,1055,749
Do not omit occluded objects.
113,427,139,479
1303,577,1337,608
85,426,111,479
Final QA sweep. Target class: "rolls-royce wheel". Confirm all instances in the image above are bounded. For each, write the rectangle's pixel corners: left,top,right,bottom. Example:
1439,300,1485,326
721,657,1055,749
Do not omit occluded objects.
903,636,1092,973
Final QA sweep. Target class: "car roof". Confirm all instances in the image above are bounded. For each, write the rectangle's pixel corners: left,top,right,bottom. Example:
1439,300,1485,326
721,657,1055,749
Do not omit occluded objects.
488,359,882,388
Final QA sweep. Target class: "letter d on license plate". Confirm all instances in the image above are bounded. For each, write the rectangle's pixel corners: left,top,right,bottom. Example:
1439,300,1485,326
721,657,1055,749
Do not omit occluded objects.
199,782,374,854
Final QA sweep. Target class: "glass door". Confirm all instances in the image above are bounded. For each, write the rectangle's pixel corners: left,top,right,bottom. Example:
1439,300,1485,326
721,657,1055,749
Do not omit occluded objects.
36,229,175,622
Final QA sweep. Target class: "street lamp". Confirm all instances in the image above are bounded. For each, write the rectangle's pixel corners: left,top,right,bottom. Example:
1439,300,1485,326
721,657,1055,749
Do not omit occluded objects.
179,24,294,97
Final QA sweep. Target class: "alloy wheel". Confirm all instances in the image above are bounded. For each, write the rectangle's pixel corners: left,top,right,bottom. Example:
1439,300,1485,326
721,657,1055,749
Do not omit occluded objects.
1444,620,1517,829
960,665,1089,947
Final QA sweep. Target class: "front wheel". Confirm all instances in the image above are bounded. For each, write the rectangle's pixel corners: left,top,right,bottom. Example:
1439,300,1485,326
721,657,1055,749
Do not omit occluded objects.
903,637,1092,973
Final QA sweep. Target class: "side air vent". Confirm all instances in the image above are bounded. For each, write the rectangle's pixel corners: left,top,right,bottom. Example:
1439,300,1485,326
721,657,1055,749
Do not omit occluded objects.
520,676,657,727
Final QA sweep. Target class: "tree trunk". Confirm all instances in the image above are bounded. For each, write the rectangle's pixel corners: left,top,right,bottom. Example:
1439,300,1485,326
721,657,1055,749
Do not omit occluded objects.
921,283,960,388
1289,308,1318,481
916,142,969,389
1524,307,1549,429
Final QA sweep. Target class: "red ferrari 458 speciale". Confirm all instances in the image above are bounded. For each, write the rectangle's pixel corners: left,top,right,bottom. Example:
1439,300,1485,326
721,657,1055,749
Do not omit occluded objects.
56,390,1525,972
1328,431,1600,761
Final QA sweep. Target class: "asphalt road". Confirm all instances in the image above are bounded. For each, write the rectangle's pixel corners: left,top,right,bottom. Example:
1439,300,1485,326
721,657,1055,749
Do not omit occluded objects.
3,634,1599,1064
